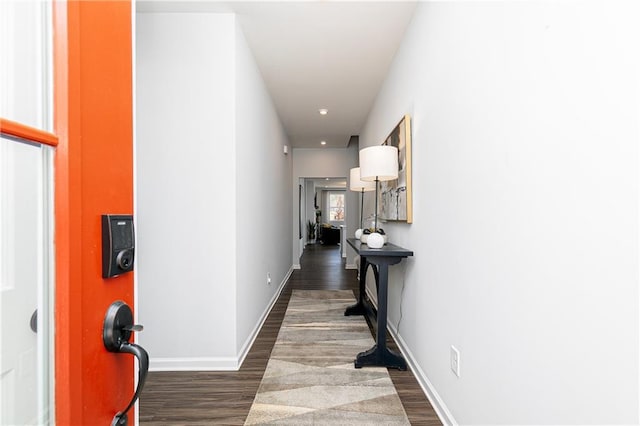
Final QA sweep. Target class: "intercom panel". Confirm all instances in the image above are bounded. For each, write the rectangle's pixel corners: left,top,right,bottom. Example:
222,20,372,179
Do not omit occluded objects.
102,214,135,278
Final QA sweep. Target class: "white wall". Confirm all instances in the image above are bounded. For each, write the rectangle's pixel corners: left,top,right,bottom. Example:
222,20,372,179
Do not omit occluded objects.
360,2,639,424
136,12,292,370
234,23,293,356
137,13,237,369
292,146,359,267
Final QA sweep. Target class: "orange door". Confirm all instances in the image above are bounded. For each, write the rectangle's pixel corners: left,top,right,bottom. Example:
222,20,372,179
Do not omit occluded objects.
53,1,135,424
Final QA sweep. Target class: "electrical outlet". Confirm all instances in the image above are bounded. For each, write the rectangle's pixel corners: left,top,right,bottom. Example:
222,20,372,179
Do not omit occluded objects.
450,345,460,378
267,273,272,285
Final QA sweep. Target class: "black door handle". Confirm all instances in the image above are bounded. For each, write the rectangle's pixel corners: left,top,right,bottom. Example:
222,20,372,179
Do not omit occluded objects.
103,301,149,426
112,342,148,426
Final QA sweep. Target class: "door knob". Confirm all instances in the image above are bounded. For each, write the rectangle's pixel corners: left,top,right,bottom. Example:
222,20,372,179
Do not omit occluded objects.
103,301,149,426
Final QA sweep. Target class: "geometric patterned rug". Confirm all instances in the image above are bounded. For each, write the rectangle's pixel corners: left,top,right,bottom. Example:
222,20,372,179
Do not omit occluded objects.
244,290,410,425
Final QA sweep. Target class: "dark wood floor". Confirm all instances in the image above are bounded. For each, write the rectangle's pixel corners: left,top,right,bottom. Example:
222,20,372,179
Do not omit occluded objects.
140,244,441,425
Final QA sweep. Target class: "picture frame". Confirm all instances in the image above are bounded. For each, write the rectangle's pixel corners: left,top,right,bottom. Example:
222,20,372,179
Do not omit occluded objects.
379,114,412,223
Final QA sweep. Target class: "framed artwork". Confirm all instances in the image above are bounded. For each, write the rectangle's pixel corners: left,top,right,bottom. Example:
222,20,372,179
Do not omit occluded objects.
379,114,412,223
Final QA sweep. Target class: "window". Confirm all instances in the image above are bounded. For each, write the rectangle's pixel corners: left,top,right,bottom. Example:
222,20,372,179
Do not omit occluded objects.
329,192,344,221
1,1,55,423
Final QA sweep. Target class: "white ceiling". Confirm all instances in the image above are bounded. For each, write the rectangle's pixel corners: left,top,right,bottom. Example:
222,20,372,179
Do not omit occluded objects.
137,1,418,148
310,178,347,189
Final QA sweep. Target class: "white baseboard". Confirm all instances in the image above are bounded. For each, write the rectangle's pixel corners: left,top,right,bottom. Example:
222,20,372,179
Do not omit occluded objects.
387,322,457,426
365,291,455,425
292,264,301,270
236,266,291,367
365,286,378,306
150,357,239,371
345,263,357,270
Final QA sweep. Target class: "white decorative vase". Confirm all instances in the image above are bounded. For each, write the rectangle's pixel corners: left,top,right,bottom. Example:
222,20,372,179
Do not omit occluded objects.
367,232,385,248
355,229,363,239
360,233,369,244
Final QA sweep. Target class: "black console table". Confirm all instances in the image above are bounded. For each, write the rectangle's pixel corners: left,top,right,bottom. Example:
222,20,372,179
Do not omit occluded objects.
345,238,413,370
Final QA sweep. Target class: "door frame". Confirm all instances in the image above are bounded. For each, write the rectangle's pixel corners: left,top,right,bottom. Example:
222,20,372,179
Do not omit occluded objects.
53,1,135,424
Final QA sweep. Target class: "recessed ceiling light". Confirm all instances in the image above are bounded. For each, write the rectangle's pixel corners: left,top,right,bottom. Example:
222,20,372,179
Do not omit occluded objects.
320,141,327,145
319,108,328,115
325,178,329,180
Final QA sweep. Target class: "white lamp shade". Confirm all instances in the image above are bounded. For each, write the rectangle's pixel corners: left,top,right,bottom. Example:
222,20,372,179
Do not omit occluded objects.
349,167,376,192
359,145,399,182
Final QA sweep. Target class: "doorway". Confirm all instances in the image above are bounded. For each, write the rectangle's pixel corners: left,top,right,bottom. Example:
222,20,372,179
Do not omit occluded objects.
301,177,346,249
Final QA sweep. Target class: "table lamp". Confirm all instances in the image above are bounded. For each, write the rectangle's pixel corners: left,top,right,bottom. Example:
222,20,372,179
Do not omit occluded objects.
359,145,398,248
349,167,376,239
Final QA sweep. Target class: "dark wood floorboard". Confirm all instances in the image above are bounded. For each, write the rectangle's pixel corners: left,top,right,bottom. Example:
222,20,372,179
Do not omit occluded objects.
140,243,441,425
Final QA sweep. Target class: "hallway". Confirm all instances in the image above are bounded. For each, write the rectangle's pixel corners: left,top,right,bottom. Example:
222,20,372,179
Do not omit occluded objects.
140,244,440,424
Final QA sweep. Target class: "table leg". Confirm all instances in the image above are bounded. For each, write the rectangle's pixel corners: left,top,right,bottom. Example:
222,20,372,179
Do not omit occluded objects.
354,262,407,371
345,255,368,316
